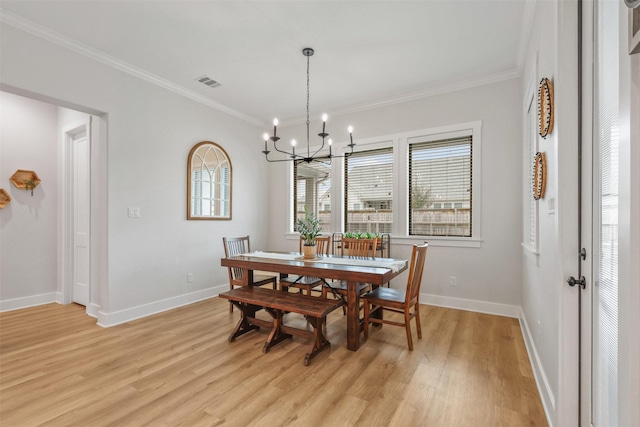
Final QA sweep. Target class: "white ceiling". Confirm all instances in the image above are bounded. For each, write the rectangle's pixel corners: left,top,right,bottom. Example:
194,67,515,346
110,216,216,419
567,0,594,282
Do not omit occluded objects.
0,1,532,127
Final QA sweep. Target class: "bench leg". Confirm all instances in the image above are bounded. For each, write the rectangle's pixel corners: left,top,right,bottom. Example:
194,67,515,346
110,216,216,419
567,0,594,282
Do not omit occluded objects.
303,316,331,366
263,309,292,353
228,302,261,342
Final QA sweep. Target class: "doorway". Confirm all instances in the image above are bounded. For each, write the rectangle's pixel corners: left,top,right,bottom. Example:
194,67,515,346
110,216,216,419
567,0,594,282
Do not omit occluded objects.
62,119,91,308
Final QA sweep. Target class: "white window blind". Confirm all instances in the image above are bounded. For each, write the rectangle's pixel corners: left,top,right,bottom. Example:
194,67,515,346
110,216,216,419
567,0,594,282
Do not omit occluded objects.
293,160,331,230
593,0,619,424
344,147,393,234
525,95,537,248
409,136,472,237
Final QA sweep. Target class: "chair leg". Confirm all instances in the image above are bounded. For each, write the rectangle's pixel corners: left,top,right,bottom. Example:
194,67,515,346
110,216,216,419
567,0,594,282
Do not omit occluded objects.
405,310,413,351
229,285,234,313
363,300,370,341
415,304,422,339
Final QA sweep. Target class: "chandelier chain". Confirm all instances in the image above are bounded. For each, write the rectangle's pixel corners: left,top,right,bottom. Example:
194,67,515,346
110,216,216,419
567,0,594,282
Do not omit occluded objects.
306,54,310,158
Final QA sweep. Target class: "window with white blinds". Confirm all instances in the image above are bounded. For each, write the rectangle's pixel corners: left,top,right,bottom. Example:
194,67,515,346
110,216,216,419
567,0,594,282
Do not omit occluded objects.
525,94,537,249
409,136,472,237
344,147,393,234
293,160,331,231
593,0,619,424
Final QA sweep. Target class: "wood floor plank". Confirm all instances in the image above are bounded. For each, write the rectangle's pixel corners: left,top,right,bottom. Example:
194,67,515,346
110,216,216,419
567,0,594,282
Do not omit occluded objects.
0,300,548,426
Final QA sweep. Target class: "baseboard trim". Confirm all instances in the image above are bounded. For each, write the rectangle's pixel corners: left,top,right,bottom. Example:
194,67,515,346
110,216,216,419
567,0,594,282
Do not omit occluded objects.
86,303,100,318
96,285,226,327
421,293,520,318
519,307,555,427
0,292,63,312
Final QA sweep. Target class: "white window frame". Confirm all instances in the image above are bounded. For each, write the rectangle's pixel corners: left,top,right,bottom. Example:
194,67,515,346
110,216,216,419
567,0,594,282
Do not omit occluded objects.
287,121,482,248
401,121,482,247
522,73,540,264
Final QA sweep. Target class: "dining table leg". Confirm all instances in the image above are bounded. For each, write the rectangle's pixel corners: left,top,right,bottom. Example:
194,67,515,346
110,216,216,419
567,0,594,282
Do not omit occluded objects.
346,280,360,351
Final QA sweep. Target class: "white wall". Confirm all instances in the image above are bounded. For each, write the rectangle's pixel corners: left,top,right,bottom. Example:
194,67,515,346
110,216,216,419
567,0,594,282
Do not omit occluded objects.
519,1,563,421
0,23,267,324
267,77,524,313
0,92,60,305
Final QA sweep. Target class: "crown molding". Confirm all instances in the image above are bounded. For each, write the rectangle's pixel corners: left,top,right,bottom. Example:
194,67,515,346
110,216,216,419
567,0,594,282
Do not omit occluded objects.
516,0,537,74
0,10,264,127
280,68,521,126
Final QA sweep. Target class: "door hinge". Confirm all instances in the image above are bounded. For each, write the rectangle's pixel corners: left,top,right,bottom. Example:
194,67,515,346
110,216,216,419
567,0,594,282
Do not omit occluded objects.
580,248,587,260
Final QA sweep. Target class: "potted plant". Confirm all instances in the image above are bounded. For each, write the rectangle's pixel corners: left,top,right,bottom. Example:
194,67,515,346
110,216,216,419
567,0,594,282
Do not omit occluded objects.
295,207,323,259
342,231,382,250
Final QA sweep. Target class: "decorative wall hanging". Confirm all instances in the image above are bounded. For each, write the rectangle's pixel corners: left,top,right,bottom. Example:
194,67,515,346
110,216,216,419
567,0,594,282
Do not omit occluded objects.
533,152,547,200
538,78,554,138
0,188,11,208
187,141,232,220
10,169,41,196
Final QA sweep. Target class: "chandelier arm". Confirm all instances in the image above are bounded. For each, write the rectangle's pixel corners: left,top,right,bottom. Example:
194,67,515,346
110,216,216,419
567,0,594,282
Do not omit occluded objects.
310,139,327,158
271,139,296,157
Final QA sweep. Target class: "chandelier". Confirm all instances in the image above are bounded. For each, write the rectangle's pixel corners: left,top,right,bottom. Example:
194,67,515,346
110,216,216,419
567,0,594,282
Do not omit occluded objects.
262,48,355,163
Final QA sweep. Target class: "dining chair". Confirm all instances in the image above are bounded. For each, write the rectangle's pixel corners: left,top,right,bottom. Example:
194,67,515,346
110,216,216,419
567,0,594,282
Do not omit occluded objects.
223,235,278,312
322,237,378,313
362,242,428,350
280,235,331,296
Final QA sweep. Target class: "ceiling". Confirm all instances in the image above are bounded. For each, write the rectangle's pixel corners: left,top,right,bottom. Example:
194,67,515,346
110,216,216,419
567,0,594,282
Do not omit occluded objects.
0,1,532,127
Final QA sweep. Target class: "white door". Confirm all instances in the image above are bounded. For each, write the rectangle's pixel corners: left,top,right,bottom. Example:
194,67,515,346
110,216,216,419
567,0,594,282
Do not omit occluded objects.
581,0,621,425
71,128,90,306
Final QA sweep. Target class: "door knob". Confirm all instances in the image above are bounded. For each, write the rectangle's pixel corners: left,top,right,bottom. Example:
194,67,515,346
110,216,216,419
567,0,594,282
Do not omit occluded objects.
567,276,586,289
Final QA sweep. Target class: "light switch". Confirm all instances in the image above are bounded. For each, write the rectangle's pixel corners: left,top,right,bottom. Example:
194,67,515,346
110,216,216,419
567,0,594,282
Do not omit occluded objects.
127,207,140,218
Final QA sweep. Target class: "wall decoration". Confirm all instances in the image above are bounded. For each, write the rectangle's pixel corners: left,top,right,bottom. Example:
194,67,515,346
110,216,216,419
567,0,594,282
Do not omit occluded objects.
629,3,640,55
187,141,232,220
533,152,547,200
10,169,41,196
0,188,11,208
538,78,554,138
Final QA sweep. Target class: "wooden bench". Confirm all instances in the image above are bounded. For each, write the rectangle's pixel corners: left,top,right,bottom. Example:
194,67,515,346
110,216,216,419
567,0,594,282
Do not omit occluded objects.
219,286,343,366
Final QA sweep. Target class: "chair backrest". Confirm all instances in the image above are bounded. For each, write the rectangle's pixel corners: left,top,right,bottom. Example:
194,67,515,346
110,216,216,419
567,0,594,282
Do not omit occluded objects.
405,243,428,304
341,237,377,258
299,235,331,256
223,235,251,281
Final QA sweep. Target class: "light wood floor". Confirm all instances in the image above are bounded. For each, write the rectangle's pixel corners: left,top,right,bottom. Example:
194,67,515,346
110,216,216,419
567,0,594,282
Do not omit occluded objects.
0,299,547,426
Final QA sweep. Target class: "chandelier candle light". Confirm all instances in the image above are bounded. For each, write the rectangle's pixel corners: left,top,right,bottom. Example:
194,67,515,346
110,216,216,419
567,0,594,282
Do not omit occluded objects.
262,48,355,163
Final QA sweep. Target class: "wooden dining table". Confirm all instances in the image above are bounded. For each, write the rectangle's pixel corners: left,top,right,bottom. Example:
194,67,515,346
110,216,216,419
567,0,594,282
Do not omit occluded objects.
221,251,408,351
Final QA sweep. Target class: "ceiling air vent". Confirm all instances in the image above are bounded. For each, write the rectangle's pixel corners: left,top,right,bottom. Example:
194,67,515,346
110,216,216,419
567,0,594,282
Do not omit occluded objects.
196,75,221,89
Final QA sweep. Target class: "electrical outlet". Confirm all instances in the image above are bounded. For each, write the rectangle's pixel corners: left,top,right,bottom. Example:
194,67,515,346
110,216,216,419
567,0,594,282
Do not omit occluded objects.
187,273,193,283
450,276,457,286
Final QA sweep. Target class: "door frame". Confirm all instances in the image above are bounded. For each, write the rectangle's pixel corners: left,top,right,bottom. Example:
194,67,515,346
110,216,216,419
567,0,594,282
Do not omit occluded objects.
579,0,594,424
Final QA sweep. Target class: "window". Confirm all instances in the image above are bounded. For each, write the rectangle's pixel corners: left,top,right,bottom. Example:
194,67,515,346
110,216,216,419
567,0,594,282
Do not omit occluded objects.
288,121,481,246
344,147,393,234
409,135,472,237
293,160,331,230
523,88,538,250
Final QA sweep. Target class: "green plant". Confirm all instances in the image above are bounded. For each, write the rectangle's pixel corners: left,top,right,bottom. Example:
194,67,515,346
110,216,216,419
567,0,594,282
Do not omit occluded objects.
295,207,322,246
343,231,381,240
24,180,37,197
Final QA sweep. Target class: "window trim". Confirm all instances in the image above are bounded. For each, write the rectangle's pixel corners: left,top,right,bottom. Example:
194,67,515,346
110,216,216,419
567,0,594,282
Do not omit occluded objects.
403,121,482,243
522,73,540,265
286,121,483,248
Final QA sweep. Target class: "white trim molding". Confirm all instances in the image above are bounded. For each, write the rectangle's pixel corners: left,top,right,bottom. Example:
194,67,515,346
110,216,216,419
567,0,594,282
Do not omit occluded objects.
519,307,555,427
96,286,223,327
0,292,63,312
421,292,519,318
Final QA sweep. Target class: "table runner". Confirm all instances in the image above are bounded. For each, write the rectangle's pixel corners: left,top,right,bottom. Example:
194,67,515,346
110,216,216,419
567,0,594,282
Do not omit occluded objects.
241,251,406,273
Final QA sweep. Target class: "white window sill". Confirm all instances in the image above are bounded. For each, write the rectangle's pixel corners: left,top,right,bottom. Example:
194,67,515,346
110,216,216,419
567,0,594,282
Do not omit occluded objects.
392,236,482,248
